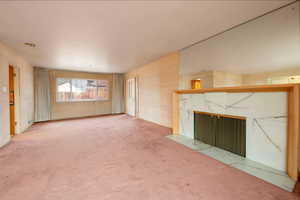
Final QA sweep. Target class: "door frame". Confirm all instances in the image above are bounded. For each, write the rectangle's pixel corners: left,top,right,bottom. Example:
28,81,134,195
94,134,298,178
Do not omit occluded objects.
126,78,136,116
8,65,20,136
126,77,139,117
9,65,15,136
13,67,20,134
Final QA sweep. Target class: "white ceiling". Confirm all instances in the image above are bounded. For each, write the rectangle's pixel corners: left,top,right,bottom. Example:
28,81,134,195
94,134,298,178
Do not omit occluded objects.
0,0,294,73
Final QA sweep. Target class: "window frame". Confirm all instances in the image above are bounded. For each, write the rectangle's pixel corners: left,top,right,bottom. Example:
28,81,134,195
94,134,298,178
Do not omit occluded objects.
56,77,109,102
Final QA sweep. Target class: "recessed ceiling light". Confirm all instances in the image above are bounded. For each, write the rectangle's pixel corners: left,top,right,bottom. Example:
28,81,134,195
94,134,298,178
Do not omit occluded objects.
24,42,36,48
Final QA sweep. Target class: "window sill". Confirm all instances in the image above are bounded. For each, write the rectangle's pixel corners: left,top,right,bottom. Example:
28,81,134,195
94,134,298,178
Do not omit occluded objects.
56,99,110,103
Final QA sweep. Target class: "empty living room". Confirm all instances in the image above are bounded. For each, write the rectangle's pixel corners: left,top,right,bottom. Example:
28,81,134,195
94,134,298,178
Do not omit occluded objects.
1,1,300,199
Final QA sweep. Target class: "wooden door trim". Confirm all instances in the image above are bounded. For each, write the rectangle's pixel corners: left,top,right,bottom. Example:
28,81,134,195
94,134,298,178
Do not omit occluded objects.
9,65,15,137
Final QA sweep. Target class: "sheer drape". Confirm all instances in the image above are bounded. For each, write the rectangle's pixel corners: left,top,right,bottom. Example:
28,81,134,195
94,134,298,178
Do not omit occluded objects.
112,73,124,114
34,67,51,122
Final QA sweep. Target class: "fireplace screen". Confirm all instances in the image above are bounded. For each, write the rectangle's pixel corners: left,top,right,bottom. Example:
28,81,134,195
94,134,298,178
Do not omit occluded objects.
194,112,246,157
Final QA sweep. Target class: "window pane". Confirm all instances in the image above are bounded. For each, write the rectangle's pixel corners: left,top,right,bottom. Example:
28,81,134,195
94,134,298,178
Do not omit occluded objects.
57,78,71,101
56,78,109,102
96,80,109,100
72,79,88,100
87,80,97,99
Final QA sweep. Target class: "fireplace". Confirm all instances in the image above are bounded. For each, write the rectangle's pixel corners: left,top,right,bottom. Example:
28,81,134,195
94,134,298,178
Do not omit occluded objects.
175,88,294,179
194,111,246,157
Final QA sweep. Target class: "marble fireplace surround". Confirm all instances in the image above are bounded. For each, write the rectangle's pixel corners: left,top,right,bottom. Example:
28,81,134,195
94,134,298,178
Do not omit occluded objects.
172,84,299,181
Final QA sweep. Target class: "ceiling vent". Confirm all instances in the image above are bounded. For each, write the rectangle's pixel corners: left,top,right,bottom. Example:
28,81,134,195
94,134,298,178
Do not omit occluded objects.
24,42,36,48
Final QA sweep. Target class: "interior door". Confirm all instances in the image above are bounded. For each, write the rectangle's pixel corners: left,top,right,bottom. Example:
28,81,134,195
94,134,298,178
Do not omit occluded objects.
9,65,15,136
127,78,136,116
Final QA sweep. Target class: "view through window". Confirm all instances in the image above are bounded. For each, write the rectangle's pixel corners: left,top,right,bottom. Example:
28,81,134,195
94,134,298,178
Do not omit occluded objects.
56,78,109,102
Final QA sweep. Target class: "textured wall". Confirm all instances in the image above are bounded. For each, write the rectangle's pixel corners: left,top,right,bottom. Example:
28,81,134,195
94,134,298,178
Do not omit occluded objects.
213,71,242,88
179,2,299,75
243,67,300,85
125,52,179,128
0,56,10,147
179,71,214,89
179,70,243,89
49,70,113,120
0,42,34,147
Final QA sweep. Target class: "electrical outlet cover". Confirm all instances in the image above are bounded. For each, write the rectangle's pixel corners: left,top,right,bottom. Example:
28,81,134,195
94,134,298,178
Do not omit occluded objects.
2,86,7,93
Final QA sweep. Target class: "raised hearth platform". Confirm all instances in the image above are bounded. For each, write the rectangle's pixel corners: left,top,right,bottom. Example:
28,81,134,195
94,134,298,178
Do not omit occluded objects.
172,84,300,181
166,134,296,192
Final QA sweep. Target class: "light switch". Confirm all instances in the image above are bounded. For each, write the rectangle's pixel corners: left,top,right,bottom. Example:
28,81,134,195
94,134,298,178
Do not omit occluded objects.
2,86,7,93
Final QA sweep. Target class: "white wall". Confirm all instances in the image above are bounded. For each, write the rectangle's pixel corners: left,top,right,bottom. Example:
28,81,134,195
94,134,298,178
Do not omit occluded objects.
0,42,34,147
0,56,10,147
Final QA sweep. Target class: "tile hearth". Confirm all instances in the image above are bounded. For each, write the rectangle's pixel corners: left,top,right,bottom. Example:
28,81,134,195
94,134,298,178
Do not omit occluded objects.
166,135,296,192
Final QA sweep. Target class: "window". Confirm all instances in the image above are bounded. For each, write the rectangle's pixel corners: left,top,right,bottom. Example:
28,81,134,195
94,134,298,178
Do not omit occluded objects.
56,78,109,102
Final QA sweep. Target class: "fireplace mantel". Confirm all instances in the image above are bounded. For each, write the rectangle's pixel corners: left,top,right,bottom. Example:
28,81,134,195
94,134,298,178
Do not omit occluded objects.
175,84,298,94
172,84,299,181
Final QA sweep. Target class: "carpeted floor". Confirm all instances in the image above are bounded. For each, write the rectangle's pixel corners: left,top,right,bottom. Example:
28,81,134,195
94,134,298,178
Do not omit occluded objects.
0,114,299,200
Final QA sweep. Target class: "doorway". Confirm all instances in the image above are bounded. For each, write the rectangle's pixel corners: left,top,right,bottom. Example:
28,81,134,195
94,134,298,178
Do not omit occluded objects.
9,65,15,136
127,78,136,116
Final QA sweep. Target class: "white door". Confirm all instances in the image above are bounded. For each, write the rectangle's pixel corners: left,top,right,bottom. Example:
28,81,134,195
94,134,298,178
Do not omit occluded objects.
127,78,135,116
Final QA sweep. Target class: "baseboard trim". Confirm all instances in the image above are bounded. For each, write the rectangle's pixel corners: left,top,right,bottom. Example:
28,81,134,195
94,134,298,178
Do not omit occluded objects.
129,115,171,129
34,113,125,124
0,135,11,149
